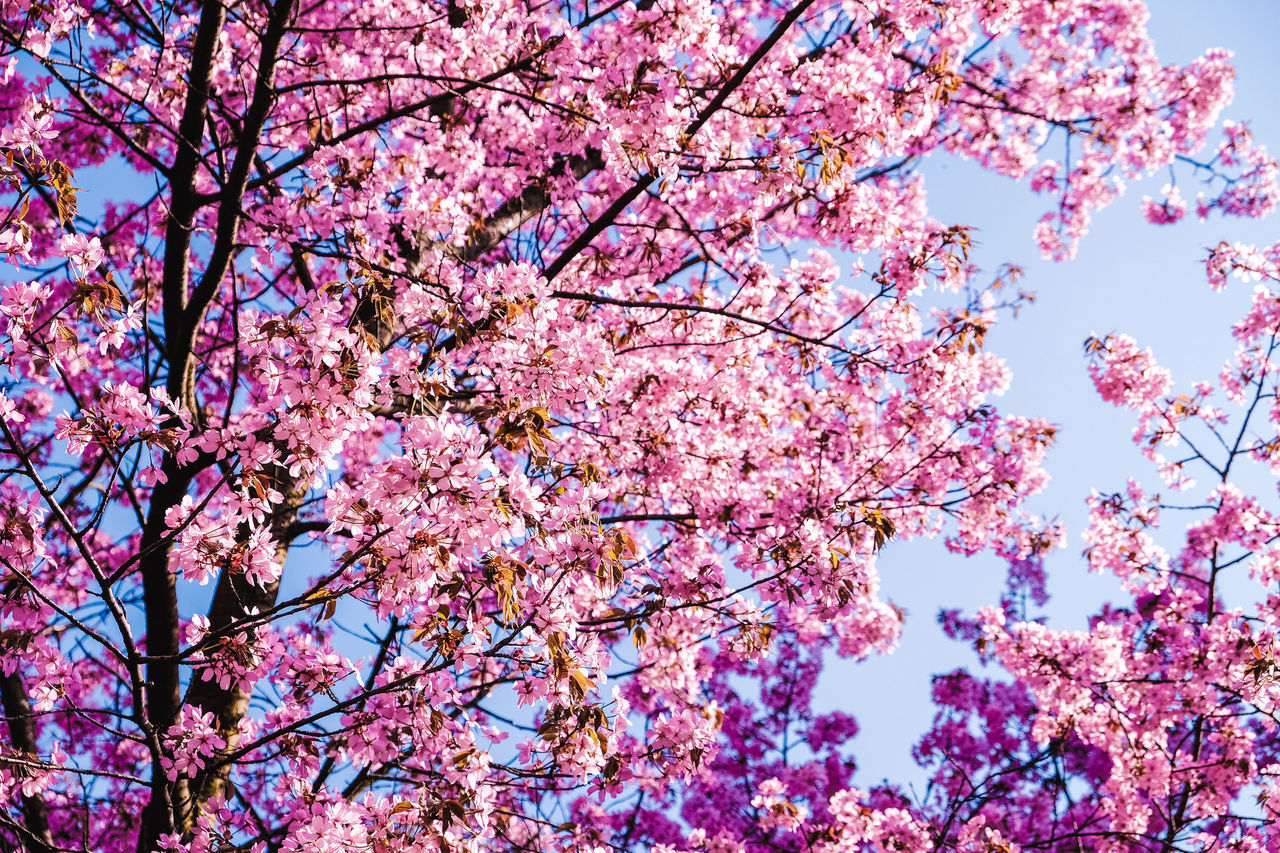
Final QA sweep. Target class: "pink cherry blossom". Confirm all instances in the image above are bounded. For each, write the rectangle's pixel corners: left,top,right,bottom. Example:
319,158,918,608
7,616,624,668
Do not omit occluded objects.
0,2,1277,852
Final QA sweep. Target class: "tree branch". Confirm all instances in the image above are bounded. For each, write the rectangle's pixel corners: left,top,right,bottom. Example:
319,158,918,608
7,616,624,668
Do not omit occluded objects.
0,673,53,853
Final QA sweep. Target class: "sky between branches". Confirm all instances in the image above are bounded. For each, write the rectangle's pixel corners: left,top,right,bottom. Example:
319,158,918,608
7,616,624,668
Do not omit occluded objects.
840,0,1280,788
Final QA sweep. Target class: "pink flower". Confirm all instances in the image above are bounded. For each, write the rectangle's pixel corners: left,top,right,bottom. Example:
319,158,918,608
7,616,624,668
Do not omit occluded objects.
58,233,105,270
1087,333,1172,411
0,391,23,424
161,707,227,781
1142,185,1187,224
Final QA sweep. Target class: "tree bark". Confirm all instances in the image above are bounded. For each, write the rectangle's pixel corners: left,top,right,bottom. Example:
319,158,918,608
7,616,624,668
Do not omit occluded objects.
0,673,54,853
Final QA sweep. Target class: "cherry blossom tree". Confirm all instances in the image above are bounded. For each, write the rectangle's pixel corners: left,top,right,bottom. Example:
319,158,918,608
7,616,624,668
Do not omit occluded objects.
897,241,1280,853
0,0,1275,852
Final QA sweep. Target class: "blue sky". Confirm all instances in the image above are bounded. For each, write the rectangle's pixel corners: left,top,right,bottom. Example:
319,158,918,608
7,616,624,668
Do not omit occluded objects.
837,0,1280,789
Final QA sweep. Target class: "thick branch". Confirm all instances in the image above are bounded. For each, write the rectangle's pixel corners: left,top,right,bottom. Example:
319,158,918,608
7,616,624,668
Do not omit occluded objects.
178,461,309,830
140,0,230,848
183,0,298,337
450,147,604,265
0,673,53,853
160,0,226,408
